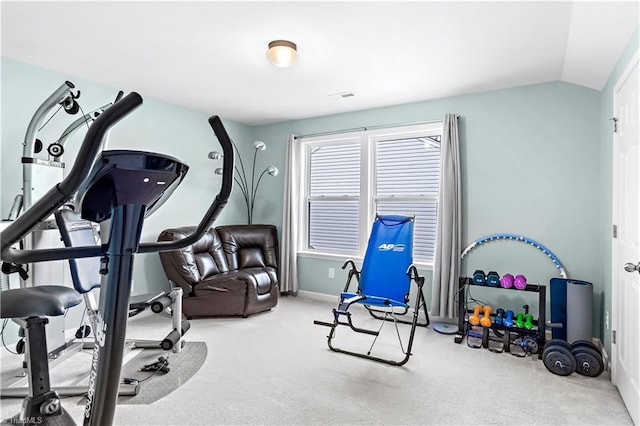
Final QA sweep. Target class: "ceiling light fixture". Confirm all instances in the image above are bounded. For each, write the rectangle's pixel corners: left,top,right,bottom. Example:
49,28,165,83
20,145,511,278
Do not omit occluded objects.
266,40,298,68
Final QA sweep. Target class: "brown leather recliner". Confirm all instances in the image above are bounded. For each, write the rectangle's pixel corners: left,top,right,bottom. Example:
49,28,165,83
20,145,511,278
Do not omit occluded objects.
157,225,279,319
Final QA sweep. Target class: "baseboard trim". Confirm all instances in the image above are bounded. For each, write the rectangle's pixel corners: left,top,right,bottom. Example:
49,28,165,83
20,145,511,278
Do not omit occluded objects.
296,290,338,304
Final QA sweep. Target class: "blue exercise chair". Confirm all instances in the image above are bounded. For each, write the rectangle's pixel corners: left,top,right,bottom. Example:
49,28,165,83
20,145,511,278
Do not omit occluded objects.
314,214,429,366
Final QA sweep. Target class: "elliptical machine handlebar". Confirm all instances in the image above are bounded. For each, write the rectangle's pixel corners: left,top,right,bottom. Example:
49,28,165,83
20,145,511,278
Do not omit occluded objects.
1,94,235,263
137,115,234,254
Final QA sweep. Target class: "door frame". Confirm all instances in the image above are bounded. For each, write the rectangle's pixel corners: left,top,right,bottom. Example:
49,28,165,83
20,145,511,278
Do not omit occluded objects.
610,48,639,397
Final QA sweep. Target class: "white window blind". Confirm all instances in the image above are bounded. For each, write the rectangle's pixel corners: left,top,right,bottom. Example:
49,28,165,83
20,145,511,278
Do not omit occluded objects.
308,143,360,253
309,144,360,196
302,123,443,265
375,138,440,262
308,201,359,253
376,138,440,197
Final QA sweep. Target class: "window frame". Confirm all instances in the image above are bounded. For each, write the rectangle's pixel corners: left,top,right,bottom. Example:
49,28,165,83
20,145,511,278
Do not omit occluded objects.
298,122,443,269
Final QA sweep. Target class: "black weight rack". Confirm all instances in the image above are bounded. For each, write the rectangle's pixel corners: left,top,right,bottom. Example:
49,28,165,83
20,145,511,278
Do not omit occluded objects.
454,276,546,359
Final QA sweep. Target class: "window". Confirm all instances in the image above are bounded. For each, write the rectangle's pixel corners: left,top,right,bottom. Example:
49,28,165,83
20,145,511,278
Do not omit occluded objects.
301,123,443,265
308,142,360,254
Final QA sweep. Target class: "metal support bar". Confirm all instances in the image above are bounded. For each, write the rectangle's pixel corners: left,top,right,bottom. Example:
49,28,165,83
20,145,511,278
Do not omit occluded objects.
83,204,144,426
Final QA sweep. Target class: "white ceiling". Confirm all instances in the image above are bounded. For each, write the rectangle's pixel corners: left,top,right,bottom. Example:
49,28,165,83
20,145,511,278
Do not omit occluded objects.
2,1,638,126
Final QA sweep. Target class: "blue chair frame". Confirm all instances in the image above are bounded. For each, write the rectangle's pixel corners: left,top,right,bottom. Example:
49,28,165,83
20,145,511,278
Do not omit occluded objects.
315,215,429,366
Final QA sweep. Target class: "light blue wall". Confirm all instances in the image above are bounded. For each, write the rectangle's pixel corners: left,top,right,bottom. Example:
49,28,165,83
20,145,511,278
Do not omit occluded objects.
253,81,603,331
598,27,639,354
251,28,640,348
3,23,638,348
0,58,254,299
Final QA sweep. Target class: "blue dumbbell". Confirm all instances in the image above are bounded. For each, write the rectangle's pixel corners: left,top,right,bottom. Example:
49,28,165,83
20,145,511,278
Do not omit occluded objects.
472,270,486,285
494,308,505,326
486,271,500,287
504,310,515,328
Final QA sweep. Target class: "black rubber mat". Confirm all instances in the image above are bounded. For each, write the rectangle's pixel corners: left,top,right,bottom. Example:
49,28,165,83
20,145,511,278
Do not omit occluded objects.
116,341,207,405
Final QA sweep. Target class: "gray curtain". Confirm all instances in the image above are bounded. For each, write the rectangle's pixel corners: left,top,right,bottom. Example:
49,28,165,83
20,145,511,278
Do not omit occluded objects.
279,134,300,293
431,114,461,318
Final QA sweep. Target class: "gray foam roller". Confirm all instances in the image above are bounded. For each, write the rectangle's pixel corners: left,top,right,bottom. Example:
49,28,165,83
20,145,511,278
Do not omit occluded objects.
566,280,593,344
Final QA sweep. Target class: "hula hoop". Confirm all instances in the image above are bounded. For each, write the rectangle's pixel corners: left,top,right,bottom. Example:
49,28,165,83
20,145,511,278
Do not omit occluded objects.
460,233,567,278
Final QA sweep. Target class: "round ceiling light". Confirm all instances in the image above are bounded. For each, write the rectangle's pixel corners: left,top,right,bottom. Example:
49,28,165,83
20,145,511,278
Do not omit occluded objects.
266,40,298,68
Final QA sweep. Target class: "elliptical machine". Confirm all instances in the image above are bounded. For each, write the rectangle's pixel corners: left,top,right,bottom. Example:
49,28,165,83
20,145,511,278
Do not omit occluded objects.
0,91,234,425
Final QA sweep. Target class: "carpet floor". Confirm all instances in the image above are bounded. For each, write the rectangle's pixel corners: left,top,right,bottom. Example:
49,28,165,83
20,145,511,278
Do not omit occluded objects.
0,294,633,425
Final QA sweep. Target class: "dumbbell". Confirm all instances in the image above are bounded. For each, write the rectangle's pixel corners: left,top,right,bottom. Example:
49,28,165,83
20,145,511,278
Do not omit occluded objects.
515,313,525,328
512,305,534,329
514,274,527,290
503,310,515,328
500,273,514,289
472,270,486,285
486,271,500,287
480,306,493,328
524,314,534,330
494,308,506,326
469,305,483,326
521,305,532,328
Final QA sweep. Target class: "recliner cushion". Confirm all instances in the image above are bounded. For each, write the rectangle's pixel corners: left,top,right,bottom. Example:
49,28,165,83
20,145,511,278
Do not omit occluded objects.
238,247,266,269
235,267,278,295
193,230,229,277
216,225,278,271
193,273,247,296
158,227,229,289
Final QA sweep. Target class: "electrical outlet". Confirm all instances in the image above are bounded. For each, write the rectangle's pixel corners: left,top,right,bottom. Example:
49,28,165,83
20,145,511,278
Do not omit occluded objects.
328,268,335,279
605,311,609,330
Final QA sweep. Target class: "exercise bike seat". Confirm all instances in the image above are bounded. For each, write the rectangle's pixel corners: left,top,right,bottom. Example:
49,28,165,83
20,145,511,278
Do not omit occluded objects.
0,285,82,319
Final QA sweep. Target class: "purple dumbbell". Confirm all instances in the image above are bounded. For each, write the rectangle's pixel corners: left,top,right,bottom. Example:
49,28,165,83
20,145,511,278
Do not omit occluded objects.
514,274,527,290
500,273,514,289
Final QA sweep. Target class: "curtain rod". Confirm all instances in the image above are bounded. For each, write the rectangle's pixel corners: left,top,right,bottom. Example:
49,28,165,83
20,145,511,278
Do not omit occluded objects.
293,116,458,140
